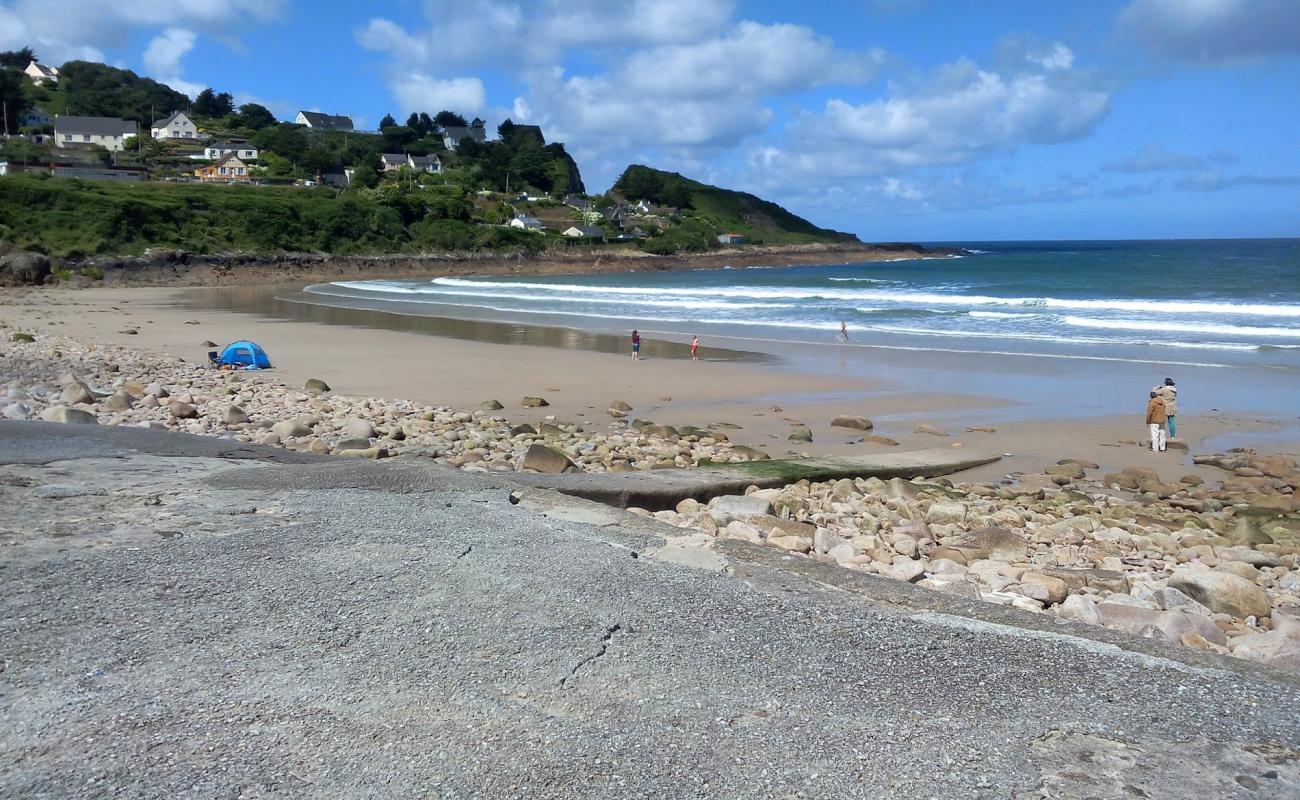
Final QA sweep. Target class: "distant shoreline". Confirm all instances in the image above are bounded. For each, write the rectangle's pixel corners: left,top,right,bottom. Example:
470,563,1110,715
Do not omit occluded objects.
75,242,963,288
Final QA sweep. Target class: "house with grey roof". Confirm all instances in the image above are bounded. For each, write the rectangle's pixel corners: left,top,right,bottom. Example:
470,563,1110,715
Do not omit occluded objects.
151,111,199,140
442,120,486,150
53,115,138,152
407,153,441,174
295,111,354,132
24,60,59,84
562,225,605,239
380,153,408,172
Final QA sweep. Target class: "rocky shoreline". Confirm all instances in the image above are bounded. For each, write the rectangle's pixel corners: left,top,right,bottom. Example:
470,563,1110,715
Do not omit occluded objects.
1,241,958,289
6,327,1298,670
644,458,1300,669
2,331,762,474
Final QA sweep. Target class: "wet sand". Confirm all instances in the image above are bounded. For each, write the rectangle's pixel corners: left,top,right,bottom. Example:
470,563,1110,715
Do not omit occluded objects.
4,284,1299,483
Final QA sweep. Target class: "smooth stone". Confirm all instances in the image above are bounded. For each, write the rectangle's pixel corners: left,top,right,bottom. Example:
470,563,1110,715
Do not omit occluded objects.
168,401,198,419
304,378,331,393
948,527,1028,562
101,391,134,411
481,399,504,410
344,418,376,439
271,420,313,439
859,435,900,446
914,424,948,436
521,444,574,473
830,415,873,431
521,396,550,408
224,405,249,425
39,405,97,425
1168,570,1272,619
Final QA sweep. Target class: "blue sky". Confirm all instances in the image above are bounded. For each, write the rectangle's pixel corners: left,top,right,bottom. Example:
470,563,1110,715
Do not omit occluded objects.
3,0,1299,241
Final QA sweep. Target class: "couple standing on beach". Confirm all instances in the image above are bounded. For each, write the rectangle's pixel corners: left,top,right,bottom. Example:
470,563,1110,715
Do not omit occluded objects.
1145,378,1178,452
631,330,699,361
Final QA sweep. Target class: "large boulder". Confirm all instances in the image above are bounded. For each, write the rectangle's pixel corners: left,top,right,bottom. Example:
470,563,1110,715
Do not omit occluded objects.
271,419,313,439
521,444,575,474
830,415,873,431
40,406,97,425
707,494,774,525
0,248,52,287
608,400,633,417
304,378,331,393
948,527,1027,562
1168,570,1272,619
60,381,97,406
343,418,376,439
1230,631,1300,670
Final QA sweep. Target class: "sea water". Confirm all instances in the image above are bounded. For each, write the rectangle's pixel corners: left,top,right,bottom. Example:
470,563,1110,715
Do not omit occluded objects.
306,239,1300,374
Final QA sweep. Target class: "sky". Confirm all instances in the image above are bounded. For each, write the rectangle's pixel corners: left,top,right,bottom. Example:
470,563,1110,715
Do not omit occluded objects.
2,0,1299,241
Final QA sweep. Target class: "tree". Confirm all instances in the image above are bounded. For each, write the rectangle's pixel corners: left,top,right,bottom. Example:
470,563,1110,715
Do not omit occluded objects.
434,110,467,129
379,113,397,129
236,103,277,130
192,88,235,118
0,68,28,136
0,47,36,69
351,162,380,189
418,112,435,135
497,119,516,142
59,61,188,126
0,138,38,163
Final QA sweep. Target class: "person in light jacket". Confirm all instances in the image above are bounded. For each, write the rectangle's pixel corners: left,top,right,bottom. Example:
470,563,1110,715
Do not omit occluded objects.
1146,391,1168,453
1154,378,1178,438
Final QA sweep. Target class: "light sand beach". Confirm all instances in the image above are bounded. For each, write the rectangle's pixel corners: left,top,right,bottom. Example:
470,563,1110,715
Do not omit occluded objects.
4,283,1298,484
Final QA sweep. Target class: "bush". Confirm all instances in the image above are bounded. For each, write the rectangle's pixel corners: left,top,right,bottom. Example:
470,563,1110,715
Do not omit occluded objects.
81,265,104,281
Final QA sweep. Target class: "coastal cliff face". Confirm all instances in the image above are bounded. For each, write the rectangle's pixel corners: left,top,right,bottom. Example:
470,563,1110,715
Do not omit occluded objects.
22,242,957,287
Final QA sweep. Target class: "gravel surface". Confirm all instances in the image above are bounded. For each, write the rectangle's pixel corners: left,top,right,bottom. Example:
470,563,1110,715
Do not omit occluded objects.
1,423,1298,799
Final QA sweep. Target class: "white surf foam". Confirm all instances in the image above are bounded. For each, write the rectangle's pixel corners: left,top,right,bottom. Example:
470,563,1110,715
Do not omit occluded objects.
1063,316,1300,338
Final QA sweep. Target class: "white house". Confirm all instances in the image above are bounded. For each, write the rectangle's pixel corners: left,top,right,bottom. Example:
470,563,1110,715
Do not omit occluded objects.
53,115,137,151
407,153,441,174
562,225,605,239
202,141,259,161
295,111,354,132
152,110,198,140
24,60,59,84
716,233,746,245
508,215,543,231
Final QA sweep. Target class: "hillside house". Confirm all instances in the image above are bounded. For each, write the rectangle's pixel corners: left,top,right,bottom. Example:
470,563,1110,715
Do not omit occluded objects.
716,233,746,245
562,225,605,239
408,154,441,174
380,153,407,172
24,60,59,84
53,115,137,151
563,195,592,212
203,141,258,161
442,119,487,150
194,152,251,183
151,110,199,140
508,215,543,231
295,111,354,132
24,106,51,127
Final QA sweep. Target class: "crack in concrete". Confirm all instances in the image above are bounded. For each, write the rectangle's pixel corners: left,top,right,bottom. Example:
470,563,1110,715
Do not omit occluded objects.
456,544,474,560
559,623,625,688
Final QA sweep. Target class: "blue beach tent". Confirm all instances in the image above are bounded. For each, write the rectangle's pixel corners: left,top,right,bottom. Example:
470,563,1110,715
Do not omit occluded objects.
213,340,272,369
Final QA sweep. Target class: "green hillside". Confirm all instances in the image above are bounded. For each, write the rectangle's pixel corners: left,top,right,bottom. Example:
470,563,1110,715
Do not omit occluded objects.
0,174,545,258
612,165,858,246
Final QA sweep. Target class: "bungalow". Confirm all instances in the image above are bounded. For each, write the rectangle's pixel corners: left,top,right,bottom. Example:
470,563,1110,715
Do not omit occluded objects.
563,195,592,212
152,110,199,140
53,115,137,152
380,153,408,172
562,225,605,239
194,152,251,183
295,111,354,132
508,215,543,231
442,119,487,150
407,153,441,174
24,60,59,84
203,141,259,161
716,233,746,245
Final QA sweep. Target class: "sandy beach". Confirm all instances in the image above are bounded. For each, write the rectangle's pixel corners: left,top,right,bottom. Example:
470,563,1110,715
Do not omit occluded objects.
3,283,1298,484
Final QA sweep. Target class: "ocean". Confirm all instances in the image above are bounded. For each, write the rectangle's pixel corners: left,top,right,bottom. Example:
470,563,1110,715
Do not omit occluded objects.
304,239,1300,374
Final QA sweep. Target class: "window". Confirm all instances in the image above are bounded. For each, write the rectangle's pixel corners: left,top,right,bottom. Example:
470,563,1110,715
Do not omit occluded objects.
219,167,227,175
237,168,245,175
63,134,71,141
82,134,90,142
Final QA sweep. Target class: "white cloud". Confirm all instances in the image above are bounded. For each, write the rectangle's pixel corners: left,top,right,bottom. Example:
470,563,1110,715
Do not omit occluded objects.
357,6,884,190
392,75,488,116
1118,0,1300,62
1099,144,1239,173
142,27,203,97
808,51,1110,169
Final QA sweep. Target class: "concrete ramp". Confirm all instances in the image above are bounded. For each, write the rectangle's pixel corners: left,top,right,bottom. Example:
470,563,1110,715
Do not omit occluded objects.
513,448,1001,509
